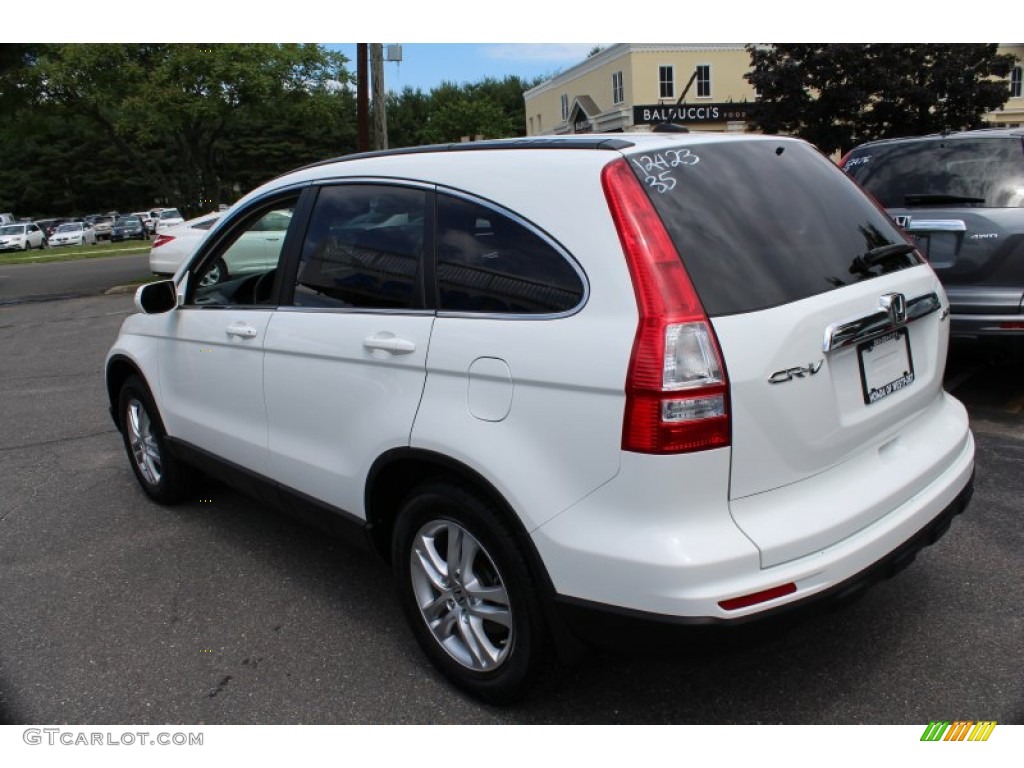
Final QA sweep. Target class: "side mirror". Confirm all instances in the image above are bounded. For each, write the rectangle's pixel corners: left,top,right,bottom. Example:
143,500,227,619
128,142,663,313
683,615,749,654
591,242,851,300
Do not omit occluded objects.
134,280,176,314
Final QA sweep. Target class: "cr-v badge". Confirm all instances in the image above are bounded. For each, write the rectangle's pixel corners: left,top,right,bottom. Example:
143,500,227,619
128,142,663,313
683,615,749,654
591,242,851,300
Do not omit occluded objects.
769,360,824,384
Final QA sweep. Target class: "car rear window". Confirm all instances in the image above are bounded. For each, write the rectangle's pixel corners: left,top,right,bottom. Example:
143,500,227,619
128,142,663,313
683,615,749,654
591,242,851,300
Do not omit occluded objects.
844,137,1024,209
627,140,919,316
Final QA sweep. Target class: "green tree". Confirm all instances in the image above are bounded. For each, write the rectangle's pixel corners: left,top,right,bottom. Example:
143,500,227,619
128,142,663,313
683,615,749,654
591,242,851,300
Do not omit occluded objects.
22,44,352,213
745,44,1018,155
387,75,541,147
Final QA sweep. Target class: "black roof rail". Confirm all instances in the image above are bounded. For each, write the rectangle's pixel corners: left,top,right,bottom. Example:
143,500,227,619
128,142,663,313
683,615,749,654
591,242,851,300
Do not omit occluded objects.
290,136,636,175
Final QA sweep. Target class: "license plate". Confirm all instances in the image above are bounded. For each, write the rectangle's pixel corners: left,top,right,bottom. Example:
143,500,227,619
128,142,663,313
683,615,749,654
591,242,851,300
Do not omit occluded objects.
858,328,915,405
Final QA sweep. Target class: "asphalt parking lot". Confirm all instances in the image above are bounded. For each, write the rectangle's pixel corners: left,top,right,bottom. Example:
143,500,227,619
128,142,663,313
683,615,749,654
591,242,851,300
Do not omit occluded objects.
0,293,1021,724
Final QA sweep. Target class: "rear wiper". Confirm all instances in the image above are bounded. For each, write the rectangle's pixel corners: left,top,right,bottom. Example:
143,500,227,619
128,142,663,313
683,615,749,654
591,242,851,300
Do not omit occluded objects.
903,193,985,206
849,243,916,274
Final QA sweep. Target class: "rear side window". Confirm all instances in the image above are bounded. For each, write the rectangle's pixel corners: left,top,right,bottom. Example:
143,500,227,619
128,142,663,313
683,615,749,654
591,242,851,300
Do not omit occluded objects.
844,137,1024,209
628,140,919,316
436,194,584,315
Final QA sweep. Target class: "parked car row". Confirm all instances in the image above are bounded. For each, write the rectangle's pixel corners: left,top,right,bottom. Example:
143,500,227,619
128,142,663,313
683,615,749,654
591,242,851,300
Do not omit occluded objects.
0,206,187,253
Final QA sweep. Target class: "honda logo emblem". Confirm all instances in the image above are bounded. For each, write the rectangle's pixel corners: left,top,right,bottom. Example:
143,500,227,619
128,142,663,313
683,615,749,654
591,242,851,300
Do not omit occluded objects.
880,293,908,327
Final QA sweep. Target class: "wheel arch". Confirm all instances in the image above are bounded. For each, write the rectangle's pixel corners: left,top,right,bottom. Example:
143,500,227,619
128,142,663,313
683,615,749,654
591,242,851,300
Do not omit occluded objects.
365,448,533,563
366,447,589,662
105,355,148,431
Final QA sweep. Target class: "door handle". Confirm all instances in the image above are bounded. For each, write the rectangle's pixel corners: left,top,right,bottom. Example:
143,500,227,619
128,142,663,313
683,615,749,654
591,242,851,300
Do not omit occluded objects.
226,323,258,339
363,333,416,354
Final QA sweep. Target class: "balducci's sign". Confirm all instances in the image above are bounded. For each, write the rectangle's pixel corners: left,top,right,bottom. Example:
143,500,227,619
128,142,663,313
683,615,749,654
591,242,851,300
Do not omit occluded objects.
634,103,750,124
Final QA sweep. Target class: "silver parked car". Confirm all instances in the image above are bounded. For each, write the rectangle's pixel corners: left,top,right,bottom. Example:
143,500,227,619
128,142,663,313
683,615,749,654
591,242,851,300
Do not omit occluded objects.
842,128,1024,342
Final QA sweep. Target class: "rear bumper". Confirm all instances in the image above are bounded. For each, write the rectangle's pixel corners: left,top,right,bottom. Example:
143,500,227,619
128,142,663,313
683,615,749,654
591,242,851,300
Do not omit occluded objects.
534,393,974,635
553,471,973,650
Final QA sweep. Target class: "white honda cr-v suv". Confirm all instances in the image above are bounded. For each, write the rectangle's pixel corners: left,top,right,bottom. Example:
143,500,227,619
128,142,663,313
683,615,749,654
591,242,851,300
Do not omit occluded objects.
106,134,975,702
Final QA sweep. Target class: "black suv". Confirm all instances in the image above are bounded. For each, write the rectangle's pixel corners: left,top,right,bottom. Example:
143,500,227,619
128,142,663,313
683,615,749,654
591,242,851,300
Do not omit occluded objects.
842,128,1024,340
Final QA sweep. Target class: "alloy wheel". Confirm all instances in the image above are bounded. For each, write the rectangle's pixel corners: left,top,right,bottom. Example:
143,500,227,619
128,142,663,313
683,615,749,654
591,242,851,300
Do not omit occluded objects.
409,519,514,671
126,397,162,486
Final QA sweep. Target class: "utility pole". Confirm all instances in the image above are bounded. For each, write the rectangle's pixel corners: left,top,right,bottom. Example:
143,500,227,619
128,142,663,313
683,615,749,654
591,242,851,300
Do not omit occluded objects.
370,43,388,150
356,44,369,152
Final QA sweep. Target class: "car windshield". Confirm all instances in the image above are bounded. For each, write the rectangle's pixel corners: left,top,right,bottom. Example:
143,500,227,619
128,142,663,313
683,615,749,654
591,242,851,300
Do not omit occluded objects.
159,209,182,220
844,137,1024,208
57,224,82,232
116,217,138,225
0,225,25,235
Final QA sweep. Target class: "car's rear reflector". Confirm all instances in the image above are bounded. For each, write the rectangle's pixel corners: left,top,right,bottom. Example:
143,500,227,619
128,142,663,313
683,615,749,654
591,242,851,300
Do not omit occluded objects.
718,583,797,611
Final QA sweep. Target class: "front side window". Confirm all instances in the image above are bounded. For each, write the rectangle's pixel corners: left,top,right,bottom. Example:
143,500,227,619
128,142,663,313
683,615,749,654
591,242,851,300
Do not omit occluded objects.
612,71,624,105
191,196,299,306
696,65,711,98
291,184,427,311
436,194,584,315
1012,66,1023,98
659,65,674,99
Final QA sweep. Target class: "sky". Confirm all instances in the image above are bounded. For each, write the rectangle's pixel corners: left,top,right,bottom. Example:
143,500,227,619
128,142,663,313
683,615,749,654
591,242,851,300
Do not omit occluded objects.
326,44,601,93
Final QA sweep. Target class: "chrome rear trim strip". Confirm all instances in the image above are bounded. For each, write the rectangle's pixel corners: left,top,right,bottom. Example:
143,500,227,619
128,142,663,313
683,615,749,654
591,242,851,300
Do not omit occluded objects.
823,292,942,353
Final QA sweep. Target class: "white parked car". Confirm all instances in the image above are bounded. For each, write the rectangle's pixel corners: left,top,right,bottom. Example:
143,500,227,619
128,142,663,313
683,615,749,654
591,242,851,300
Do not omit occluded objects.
0,222,47,251
150,207,184,233
149,213,222,277
106,134,975,702
48,222,97,247
149,209,291,286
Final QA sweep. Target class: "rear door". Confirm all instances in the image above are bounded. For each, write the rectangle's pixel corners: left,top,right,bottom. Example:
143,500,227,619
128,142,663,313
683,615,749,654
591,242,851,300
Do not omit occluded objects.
261,182,434,518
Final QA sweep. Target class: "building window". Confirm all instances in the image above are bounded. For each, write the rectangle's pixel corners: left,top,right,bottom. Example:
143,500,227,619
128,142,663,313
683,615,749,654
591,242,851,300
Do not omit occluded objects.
1012,67,1023,99
696,65,711,98
560,94,569,121
612,71,624,105
659,66,674,99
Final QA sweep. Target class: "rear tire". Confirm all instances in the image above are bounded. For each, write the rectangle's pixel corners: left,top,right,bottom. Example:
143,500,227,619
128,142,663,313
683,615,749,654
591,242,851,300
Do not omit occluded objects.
117,375,195,504
392,482,550,703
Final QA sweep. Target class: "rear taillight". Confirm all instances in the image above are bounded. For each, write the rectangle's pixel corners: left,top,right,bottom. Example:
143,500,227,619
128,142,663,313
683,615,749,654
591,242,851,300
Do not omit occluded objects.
152,234,175,249
602,158,730,454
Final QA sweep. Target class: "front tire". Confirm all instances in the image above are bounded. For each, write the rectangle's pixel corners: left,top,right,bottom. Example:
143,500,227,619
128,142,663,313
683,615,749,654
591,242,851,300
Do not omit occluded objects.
393,482,550,703
118,375,195,504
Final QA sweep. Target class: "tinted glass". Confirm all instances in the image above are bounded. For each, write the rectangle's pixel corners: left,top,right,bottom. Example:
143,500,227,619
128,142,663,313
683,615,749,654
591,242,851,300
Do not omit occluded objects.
293,185,426,310
629,140,921,316
436,195,584,314
844,137,1024,208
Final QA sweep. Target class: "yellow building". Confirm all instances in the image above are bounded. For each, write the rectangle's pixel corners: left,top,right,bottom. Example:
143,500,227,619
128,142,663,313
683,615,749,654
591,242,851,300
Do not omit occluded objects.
984,44,1024,128
525,43,1024,135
